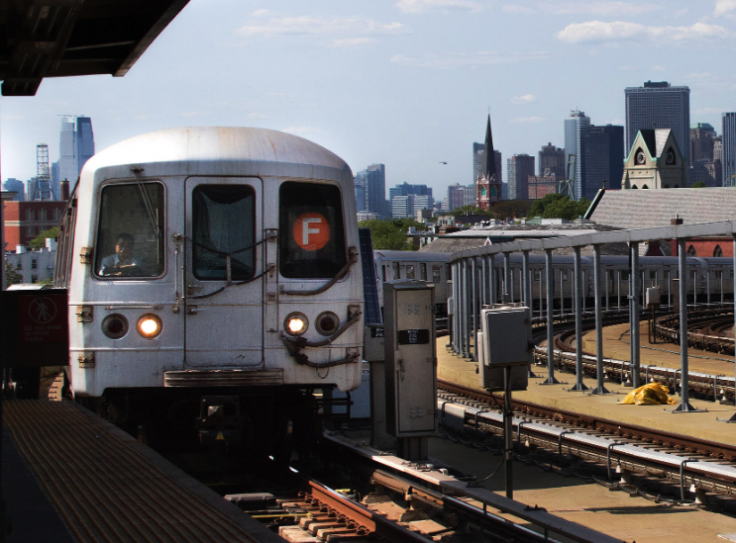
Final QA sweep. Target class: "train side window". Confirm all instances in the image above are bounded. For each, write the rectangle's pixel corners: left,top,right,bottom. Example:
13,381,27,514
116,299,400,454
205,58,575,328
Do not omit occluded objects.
649,271,657,279
393,263,400,279
420,263,427,281
193,185,255,281
432,265,441,282
406,265,415,279
382,265,387,282
279,181,346,279
534,270,541,281
95,182,165,279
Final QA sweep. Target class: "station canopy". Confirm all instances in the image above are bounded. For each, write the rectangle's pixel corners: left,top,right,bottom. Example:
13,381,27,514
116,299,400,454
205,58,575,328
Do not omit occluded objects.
0,0,189,96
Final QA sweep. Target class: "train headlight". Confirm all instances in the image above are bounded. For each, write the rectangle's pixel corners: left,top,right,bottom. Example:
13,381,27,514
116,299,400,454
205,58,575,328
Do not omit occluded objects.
284,312,308,336
102,314,129,339
315,311,340,336
137,314,162,339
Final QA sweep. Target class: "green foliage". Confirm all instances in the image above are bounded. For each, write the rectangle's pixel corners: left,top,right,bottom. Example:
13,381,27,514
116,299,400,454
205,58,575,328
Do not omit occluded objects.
450,205,490,216
527,194,590,221
29,227,59,249
691,181,707,188
5,261,23,286
489,199,532,221
358,218,423,251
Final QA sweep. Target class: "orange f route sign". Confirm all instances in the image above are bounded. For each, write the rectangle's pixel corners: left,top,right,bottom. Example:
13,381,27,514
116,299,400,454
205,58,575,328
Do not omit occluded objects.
293,212,331,251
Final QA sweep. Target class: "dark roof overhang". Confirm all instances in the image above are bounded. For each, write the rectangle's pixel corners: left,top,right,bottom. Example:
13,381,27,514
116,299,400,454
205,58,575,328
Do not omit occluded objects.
0,0,189,96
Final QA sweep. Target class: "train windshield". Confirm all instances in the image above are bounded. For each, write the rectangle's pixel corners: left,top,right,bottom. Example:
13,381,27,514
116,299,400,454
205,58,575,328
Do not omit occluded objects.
96,182,165,278
279,181,346,279
192,185,255,281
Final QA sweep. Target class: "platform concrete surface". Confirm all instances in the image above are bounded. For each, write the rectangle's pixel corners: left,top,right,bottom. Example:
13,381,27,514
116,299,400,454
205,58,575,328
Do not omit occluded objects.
428,437,736,543
437,336,736,448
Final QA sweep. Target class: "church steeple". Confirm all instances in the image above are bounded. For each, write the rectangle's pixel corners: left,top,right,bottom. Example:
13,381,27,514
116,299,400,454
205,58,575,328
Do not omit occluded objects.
483,114,496,179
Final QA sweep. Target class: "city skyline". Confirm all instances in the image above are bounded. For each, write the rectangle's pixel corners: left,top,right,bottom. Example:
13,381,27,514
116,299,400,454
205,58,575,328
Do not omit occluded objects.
2,1,735,195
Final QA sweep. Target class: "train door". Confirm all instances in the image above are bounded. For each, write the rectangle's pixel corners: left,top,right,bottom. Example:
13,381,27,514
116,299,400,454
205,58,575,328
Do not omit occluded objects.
183,178,264,367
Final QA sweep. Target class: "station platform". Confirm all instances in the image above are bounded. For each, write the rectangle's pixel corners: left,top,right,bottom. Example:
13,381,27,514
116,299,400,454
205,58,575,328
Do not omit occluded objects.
2,399,283,543
437,329,736,448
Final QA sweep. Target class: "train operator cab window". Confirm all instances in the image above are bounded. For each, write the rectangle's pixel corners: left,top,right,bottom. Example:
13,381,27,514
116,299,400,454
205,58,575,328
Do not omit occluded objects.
406,265,415,279
432,265,441,282
193,185,255,281
95,182,165,279
279,181,346,279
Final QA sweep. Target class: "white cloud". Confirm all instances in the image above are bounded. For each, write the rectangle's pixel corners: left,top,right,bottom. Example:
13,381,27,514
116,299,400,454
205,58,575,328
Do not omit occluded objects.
390,51,547,68
504,1,661,16
181,111,205,117
674,8,688,17
693,107,726,114
511,116,545,123
512,94,536,103
282,126,314,134
331,37,377,47
236,16,405,38
557,21,732,43
652,64,665,71
715,0,736,17
396,0,485,13
251,9,270,17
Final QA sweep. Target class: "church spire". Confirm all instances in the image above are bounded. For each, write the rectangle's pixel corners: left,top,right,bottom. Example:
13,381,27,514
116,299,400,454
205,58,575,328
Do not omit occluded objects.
483,114,496,179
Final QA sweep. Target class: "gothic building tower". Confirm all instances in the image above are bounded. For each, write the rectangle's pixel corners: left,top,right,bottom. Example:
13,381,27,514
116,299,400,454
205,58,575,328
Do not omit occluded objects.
476,114,502,209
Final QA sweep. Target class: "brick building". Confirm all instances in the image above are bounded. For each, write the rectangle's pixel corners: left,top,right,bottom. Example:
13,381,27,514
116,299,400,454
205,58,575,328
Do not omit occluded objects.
3,201,67,248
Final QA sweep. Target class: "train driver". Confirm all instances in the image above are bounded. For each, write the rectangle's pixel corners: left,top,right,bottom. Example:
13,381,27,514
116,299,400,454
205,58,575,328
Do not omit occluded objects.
99,233,139,276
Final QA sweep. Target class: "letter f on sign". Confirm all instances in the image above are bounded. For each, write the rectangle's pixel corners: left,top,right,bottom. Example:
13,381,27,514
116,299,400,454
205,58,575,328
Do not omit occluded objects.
303,217,322,245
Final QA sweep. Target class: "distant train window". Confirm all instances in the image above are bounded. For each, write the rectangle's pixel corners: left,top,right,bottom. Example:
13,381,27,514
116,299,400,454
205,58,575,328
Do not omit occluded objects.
393,263,400,279
406,265,415,279
534,270,541,281
382,265,387,282
279,182,346,279
96,182,165,279
649,271,657,279
420,263,427,281
714,245,723,257
432,265,441,282
193,185,255,281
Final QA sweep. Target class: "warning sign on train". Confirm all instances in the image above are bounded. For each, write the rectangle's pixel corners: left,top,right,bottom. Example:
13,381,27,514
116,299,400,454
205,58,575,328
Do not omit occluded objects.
293,212,331,251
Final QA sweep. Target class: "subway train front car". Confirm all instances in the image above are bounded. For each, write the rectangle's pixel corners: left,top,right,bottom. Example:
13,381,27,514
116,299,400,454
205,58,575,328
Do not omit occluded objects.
56,127,364,461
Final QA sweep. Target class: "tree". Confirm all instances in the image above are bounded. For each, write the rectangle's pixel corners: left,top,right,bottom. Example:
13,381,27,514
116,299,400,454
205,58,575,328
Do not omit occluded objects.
5,261,23,286
449,205,489,216
527,194,590,221
29,226,59,249
489,199,532,221
358,218,422,251
691,181,707,188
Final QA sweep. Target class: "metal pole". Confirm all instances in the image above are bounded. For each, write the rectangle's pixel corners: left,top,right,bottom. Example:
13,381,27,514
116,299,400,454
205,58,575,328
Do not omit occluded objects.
559,268,564,317
503,366,514,499
617,271,621,310
538,267,543,319
522,251,529,307
490,255,496,305
674,239,696,412
465,260,473,359
503,253,510,303
471,257,478,362
605,268,609,311
481,255,487,307
542,249,559,385
707,269,711,306
510,266,515,303
592,245,610,395
582,270,587,314
718,237,736,422
631,242,640,389
452,263,458,353
460,260,468,357
571,247,589,391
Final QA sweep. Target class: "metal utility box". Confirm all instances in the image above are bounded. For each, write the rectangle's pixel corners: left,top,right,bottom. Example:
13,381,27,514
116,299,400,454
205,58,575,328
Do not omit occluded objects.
478,304,531,390
646,287,661,306
384,281,436,438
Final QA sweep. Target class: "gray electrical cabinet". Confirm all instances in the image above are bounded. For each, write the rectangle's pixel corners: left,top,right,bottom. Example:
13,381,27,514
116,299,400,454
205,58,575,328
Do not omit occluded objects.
478,304,532,390
384,281,436,438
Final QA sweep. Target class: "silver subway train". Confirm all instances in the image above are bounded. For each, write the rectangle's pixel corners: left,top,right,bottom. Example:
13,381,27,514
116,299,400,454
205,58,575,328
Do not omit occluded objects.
53,127,364,454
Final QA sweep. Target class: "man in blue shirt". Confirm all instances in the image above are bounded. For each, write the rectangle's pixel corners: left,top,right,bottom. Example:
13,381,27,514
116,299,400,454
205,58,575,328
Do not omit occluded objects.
99,233,137,276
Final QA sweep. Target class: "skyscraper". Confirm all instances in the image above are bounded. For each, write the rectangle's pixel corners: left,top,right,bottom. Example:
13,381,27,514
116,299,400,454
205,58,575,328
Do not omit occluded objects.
447,184,465,212
507,154,535,200
564,110,590,200
57,116,95,197
538,142,565,178
582,125,624,199
723,113,736,187
690,123,716,164
2,178,25,201
354,164,386,217
625,81,690,170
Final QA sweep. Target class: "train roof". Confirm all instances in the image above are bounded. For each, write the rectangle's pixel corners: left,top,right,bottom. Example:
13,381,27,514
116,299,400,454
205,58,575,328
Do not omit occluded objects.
374,250,450,262
84,127,351,177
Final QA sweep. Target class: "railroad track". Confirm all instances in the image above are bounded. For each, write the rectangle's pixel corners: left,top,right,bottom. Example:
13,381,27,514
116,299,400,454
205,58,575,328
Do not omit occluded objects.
437,379,736,510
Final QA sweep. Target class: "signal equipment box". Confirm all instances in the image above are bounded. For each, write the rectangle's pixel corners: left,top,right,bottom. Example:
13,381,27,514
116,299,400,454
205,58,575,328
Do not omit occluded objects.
384,281,436,438
478,304,532,391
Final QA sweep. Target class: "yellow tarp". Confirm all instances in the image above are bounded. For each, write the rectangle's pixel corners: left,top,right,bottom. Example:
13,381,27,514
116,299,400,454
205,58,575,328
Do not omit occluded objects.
621,383,676,406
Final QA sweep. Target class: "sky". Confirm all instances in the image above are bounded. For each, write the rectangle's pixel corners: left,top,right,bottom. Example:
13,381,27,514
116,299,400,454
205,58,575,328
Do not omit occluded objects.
2,0,735,199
